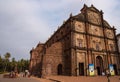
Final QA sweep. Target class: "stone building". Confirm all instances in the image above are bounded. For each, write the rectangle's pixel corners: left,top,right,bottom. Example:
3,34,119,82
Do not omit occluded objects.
29,5,120,77
117,34,120,53
29,43,44,76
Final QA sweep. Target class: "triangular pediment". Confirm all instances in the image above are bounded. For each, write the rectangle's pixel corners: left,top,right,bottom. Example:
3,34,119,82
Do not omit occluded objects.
88,5,100,12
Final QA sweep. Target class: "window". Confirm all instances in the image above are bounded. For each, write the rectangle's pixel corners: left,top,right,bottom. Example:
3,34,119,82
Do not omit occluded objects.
96,42,100,50
94,28,99,35
56,35,58,38
67,37,69,40
78,25,81,27
93,40,95,43
109,44,114,51
77,39,83,47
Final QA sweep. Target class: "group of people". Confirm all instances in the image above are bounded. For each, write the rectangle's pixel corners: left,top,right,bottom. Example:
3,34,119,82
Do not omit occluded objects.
9,71,18,78
9,70,31,78
23,70,31,77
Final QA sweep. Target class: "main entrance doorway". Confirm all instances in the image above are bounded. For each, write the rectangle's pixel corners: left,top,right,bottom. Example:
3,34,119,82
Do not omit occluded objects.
113,64,117,75
96,56,103,75
79,63,84,75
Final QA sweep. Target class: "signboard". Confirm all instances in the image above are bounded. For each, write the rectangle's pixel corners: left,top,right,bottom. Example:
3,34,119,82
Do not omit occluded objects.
89,64,94,76
109,64,115,76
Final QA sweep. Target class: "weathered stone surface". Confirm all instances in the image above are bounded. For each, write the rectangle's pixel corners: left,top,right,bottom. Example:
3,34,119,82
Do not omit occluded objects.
29,5,120,77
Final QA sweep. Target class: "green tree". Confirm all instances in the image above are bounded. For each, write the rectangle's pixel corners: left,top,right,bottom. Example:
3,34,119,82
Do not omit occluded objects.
4,52,11,72
20,59,25,72
0,55,3,72
10,57,16,71
4,52,11,59
24,59,29,71
17,59,29,72
0,52,30,73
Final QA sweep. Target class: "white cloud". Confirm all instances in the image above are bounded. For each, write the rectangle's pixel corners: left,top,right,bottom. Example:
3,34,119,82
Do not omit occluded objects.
0,0,52,60
0,0,120,60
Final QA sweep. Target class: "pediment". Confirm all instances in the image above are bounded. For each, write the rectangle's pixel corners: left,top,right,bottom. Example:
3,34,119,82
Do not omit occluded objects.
88,5,100,13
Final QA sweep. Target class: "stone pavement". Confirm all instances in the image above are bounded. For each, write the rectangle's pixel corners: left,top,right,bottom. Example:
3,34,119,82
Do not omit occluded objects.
1,74,120,82
32,76,53,82
46,75,120,82
0,74,52,82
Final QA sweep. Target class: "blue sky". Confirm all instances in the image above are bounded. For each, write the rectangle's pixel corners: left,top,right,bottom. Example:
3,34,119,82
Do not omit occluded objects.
0,0,120,60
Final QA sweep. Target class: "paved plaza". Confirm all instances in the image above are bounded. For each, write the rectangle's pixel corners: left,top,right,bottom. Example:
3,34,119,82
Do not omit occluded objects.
46,75,120,82
0,74,52,82
0,74,120,82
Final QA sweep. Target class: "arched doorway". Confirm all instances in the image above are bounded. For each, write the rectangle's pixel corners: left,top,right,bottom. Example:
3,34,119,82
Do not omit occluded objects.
96,56,103,75
57,64,62,75
113,64,117,75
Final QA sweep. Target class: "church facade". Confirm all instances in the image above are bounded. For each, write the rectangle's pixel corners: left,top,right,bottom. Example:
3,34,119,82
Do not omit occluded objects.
29,5,120,77
117,34,120,53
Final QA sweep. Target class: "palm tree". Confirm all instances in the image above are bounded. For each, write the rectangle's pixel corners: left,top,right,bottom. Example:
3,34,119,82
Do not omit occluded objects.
4,52,11,72
20,59,25,72
4,52,11,60
11,57,16,71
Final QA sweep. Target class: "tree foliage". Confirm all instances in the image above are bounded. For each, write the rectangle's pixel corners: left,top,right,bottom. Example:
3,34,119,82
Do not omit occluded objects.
4,52,11,60
0,52,29,73
4,52,11,72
